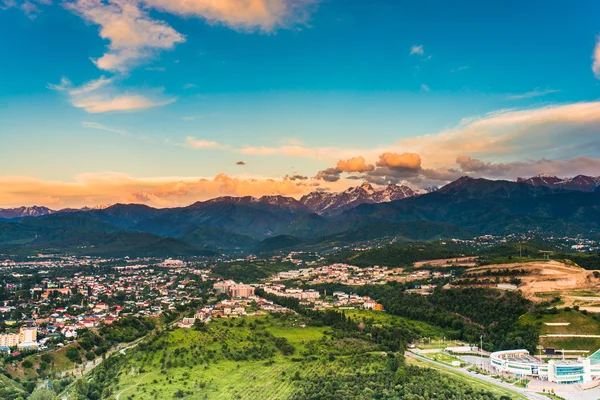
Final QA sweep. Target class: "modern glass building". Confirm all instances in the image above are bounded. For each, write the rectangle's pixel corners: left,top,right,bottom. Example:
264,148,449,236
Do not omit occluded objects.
490,349,600,384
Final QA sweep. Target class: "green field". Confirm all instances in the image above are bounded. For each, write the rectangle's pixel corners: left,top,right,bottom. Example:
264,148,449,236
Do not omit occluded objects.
520,309,600,353
520,309,600,335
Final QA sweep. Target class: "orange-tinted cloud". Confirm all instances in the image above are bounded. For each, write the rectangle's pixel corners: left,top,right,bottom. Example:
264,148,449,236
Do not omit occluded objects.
0,173,317,209
376,152,422,170
143,0,318,31
336,156,374,173
67,0,185,72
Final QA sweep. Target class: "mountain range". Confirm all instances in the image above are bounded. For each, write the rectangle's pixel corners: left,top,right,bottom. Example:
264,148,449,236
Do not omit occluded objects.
0,176,599,257
517,174,600,192
0,183,415,219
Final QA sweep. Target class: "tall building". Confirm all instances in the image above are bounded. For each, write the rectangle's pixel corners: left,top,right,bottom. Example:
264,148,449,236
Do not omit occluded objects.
229,284,255,298
0,326,37,348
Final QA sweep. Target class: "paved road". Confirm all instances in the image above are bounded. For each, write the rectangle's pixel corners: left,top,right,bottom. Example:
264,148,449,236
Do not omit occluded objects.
541,334,600,338
407,351,547,400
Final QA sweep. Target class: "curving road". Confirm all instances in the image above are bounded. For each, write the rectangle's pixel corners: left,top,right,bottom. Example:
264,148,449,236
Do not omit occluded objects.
406,351,548,400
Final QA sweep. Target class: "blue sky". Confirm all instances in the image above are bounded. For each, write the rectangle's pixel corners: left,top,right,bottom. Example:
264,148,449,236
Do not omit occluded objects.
1,0,600,207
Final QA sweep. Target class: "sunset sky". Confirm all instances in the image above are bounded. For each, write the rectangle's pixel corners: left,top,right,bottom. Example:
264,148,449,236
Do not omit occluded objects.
2,0,600,208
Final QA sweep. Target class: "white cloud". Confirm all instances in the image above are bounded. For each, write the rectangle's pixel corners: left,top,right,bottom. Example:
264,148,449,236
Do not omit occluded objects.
410,44,424,55
73,93,174,113
1,0,51,18
185,136,223,149
420,84,430,92
593,36,600,79
450,65,469,73
505,88,561,100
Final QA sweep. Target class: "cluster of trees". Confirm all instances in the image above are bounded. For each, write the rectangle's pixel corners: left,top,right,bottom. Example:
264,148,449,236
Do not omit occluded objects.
291,354,510,400
462,269,531,278
363,286,538,352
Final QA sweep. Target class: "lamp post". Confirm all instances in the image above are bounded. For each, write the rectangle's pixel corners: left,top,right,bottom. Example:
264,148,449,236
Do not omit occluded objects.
480,335,483,366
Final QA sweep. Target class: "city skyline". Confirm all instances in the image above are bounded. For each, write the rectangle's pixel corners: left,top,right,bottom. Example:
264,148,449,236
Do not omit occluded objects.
2,0,600,207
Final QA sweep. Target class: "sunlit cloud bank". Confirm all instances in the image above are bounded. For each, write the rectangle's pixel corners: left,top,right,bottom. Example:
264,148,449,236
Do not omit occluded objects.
311,102,600,186
3,100,600,208
0,173,326,208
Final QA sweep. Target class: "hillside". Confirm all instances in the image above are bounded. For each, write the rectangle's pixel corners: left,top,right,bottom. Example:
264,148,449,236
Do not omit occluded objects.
59,314,515,400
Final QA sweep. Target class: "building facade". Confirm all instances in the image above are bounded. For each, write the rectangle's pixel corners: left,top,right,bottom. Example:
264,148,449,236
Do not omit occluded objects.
490,349,600,384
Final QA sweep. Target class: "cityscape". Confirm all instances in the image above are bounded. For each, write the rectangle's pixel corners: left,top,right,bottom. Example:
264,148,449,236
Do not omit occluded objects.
2,0,600,399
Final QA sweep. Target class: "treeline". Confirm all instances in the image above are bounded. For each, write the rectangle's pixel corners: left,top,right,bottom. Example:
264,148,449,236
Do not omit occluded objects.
327,242,473,268
452,277,522,286
462,269,531,278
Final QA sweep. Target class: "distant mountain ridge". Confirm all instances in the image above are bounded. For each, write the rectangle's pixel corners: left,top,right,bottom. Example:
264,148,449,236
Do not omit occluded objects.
1,176,600,256
0,206,56,219
517,174,600,192
300,182,417,215
0,183,417,218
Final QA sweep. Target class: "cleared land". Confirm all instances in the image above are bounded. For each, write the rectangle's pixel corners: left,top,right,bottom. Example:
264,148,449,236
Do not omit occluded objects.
465,261,600,306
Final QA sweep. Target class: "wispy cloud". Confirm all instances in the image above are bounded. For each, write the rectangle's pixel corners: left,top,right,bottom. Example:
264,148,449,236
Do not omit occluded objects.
410,44,424,55
82,121,128,135
450,65,469,73
48,76,176,113
420,84,431,92
185,136,224,149
0,0,51,19
505,88,561,100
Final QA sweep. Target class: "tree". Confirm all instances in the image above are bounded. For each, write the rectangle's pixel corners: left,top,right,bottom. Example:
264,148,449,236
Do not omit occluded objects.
27,388,56,400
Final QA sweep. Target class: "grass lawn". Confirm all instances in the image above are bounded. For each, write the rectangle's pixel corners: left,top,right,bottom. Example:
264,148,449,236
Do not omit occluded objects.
424,351,468,367
520,309,600,336
520,309,600,353
416,339,466,350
